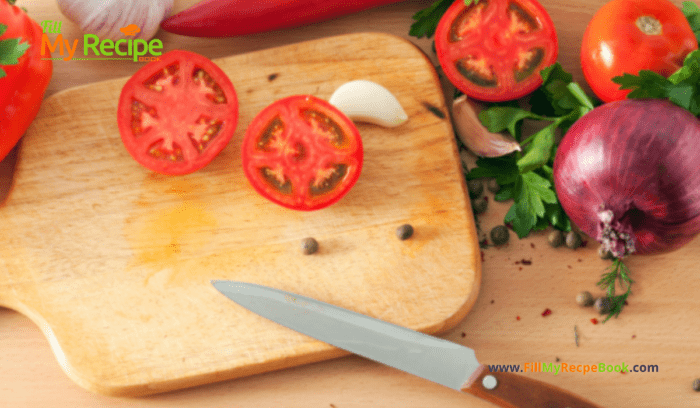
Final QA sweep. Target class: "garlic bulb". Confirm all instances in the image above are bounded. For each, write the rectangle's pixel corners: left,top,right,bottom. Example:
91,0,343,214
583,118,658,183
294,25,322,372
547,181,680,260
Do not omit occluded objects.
452,95,521,157
329,80,408,128
57,0,173,41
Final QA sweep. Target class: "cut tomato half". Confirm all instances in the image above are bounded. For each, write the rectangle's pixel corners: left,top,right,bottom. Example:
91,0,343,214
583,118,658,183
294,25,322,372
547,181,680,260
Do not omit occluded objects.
242,95,363,211
435,0,559,102
117,50,239,175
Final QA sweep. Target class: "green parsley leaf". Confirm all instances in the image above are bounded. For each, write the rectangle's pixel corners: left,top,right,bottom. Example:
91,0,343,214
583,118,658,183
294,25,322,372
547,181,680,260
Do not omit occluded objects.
478,106,543,138
0,24,7,37
516,121,558,174
682,1,700,43
410,0,477,39
612,70,670,98
530,63,596,117
504,172,557,238
466,155,519,185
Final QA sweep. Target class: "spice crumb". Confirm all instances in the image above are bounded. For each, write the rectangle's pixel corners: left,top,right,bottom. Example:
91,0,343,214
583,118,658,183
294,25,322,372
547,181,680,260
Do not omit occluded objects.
268,73,279,81
574,325,579,347
521,258,532,265
567,265,572,269
519,267,523,271
590,318,599,325
516,316,521,321
490,299,495,304
692,378,700,392
632,335,636,339
461,332,466,338
541,308,552,317
555,357,560,362
480,250,485,262
530,243,535,249
330,404,337,408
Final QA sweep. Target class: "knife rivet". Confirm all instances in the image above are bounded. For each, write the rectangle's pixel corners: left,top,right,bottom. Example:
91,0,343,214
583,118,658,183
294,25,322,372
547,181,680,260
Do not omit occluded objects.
482,375,497,390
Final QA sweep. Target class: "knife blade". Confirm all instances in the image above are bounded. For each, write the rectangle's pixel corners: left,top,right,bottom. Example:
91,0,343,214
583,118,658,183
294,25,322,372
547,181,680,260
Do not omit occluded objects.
212,280,604,408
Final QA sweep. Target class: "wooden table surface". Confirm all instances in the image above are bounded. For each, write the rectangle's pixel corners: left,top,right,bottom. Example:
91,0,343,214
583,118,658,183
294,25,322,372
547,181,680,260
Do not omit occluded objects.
2,0,700,407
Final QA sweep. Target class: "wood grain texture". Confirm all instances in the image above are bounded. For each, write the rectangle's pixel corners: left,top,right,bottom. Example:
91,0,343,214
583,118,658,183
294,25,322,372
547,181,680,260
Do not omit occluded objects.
3,0,700,407
0,32,480,396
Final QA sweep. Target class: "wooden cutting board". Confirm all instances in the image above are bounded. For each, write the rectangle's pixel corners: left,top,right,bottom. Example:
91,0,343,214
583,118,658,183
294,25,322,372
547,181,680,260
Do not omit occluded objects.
0,33,480,397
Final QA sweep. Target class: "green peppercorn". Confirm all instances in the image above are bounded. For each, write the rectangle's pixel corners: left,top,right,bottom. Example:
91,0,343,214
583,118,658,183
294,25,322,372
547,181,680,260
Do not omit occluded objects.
565,230,582,249
487,178,500,193
472,197,488,214
576,291,594,307
693,378,700,392
467,179,484,199
396,224,414,240
594,297,613,315
598,245,614,260
301,237,319,255
490,225,509,246
548,230,564,248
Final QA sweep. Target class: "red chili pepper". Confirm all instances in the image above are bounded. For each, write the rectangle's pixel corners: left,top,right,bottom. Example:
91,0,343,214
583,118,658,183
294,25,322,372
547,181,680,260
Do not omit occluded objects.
590,318,599,325
161,0,406,37
541,308,552,317
1,0,52,162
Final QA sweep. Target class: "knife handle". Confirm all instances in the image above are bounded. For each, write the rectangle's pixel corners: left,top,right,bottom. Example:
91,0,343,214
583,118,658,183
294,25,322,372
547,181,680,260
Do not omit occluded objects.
460,365,604,408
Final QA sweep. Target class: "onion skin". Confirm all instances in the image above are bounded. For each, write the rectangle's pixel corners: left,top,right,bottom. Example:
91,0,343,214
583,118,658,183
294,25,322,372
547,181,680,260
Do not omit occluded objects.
553,99,700,257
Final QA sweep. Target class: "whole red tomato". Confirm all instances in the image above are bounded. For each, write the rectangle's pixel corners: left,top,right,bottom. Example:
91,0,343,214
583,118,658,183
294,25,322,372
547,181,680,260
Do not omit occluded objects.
435,0,559,102
581,0,697,102
0,0,53,162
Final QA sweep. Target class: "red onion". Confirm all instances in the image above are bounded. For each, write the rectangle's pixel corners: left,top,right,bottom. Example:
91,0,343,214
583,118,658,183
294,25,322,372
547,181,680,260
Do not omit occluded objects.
553,99,700,258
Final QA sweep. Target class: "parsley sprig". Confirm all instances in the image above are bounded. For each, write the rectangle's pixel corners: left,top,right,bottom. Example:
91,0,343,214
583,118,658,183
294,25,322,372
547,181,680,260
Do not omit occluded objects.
410,0,478,39
0,23,30,79
466,63,599,238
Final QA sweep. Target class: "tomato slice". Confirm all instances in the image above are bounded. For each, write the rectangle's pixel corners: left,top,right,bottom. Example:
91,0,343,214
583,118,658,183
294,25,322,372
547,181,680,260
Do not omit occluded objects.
241,95,363,211
117,50,239,175
435,0,558,102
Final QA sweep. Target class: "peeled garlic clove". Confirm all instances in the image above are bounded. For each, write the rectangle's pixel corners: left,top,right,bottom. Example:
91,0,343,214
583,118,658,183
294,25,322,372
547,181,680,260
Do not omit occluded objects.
329,80,408,128
452,95,521,157
57,0,173,41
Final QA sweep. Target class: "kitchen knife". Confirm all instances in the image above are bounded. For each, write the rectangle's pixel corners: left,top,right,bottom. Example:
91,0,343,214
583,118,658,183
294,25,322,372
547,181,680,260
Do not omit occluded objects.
212,280,604,408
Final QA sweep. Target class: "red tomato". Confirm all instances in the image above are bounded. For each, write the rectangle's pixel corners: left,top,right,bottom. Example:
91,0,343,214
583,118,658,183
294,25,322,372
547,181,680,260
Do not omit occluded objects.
581,0,698,102
117,50,239,175
434,0,558,102
241,95,363,211
1,0,53,162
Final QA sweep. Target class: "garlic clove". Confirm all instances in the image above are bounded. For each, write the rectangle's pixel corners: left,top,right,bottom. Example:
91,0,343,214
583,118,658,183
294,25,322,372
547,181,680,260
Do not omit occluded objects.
57,0,173,41
328,80,408,128
451,95,521,157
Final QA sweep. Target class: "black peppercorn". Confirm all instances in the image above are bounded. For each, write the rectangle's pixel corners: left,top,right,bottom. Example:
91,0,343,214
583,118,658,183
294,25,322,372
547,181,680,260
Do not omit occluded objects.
548,230,564,248
693,378,700,392
396,224,414,240
467,179,484,199
301,237,319,255
594,297,613,315
490,225,509,246
576,291,594,307
565,230,582,249
472,197,488,214
487,178,500,193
